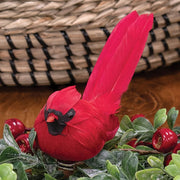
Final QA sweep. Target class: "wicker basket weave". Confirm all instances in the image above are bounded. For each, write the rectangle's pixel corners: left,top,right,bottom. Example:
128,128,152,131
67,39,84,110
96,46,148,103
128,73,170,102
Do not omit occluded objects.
0,0,179,86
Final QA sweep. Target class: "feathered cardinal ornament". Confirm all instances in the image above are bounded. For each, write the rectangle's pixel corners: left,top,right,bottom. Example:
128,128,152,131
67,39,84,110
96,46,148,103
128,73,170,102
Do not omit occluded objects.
34,11,153,161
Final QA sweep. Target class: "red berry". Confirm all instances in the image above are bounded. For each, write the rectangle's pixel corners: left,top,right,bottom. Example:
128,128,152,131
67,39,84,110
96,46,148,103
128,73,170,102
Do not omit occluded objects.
137,141,152,147
131,114,145,122
164,143,180,166
16,134,32,154
5,118,25,138
127,139,137,148
152,128,178,153
127,139,152,148
164,154,172,166
172,143,180,153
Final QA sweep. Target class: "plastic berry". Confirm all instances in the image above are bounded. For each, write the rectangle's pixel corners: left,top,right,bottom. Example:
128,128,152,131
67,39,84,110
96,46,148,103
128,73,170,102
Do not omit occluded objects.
5,118,25,138
164,143,180,166
127,139,137,147
172,143,180,153
127,139,152,148
137,141,152,148
152,128,178,153
164,154,172,166
16,134,32,154
131,114,145,122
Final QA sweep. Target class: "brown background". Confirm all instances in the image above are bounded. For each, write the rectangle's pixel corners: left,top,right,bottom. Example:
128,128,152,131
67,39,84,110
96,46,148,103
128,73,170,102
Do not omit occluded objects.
0,63,180,138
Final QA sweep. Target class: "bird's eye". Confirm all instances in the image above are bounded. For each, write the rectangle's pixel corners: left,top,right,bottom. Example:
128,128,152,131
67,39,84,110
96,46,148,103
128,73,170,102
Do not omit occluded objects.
66,109,75,120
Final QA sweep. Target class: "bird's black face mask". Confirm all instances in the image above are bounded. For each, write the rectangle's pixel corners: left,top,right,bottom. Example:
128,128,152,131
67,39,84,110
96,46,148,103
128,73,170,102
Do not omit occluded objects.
44,105,75,136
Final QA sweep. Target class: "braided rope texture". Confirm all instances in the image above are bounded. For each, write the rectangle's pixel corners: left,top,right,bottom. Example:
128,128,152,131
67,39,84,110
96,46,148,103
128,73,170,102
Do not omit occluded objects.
0,0,179,86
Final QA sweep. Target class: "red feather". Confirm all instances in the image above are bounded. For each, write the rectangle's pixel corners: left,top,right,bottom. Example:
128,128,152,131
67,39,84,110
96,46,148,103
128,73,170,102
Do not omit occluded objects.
83,11,139,101
34,11,153,161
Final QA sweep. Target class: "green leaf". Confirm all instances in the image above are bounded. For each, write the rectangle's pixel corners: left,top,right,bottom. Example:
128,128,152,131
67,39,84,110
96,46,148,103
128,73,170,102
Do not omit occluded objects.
0,163,17,180
120,115,133,131
165,164,180,177
44,173,57,180
154,108,167,129
3,124,20,152
167,107,179,129
132,117,154,132
85,150,116,170
174,175,180,180
149,173,167,180
0,147,39,170
91,173,117,180
135,168,164,180
28,128,36,153
78,168,105,178
147,156,164,169
119,129,135,146
0,139,8,153
119,144,135,149
77,178,91,180
36,150,59,175
16,161,28,180
172,154,180,169
110,150,128,167
136,131,154,143
0,146,19,163
18,153,39,170
121,151,138,180
106,160,120,179
104,129,123,150
136,145,154,151
76,173,117,180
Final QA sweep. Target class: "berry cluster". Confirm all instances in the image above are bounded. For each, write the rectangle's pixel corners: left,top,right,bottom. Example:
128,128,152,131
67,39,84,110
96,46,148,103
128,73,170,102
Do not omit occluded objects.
127,113,180,166
5,118,36,154
152,128,179,166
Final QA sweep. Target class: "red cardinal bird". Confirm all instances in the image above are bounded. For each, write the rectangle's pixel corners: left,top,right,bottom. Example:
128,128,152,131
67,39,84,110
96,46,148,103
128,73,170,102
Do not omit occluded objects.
34,11,153,161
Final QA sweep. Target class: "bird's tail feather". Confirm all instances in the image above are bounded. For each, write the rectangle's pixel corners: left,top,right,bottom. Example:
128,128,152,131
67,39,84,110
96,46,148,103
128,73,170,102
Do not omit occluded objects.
83,11,139,101
83,12,153,113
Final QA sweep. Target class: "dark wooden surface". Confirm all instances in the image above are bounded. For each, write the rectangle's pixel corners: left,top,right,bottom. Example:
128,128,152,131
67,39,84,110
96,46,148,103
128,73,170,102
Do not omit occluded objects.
0,63,180,138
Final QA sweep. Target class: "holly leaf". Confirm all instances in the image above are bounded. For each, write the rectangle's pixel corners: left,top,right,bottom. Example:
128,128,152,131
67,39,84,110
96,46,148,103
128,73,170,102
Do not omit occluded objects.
136,145,154,151
154,108,167,129
3,124,20,152
106,160,120,179
0,139,8,153
167,107,179,129
85,150,116,170
165,164,180,177
78,168,106,178
44,173,57,180
171,154,180,169
104,128,123,150
16,161,28,180
119,129,135,146
136,131,154,143
88,173,117,180
174,175,180,180
132,117,154,133
120,115,133,131
28,128,36,153
173,126,180,135
147,156,164,169
121,151,138,180
135,168,164,180
0,146,19,163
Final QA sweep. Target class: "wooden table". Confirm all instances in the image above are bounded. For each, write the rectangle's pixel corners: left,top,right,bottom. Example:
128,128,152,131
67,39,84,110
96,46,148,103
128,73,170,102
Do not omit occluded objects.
0,63,180,138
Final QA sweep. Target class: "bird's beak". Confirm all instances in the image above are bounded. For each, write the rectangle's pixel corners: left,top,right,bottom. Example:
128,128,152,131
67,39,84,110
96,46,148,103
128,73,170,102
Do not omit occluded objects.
46,115,56,123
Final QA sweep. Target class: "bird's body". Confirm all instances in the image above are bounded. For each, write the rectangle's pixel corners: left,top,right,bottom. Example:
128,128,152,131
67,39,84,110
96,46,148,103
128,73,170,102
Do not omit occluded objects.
35,86,119,161
34,11,153,161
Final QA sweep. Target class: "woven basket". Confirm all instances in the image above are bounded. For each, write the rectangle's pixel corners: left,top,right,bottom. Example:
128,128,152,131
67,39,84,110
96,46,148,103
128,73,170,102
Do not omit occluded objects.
0,0,179,86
